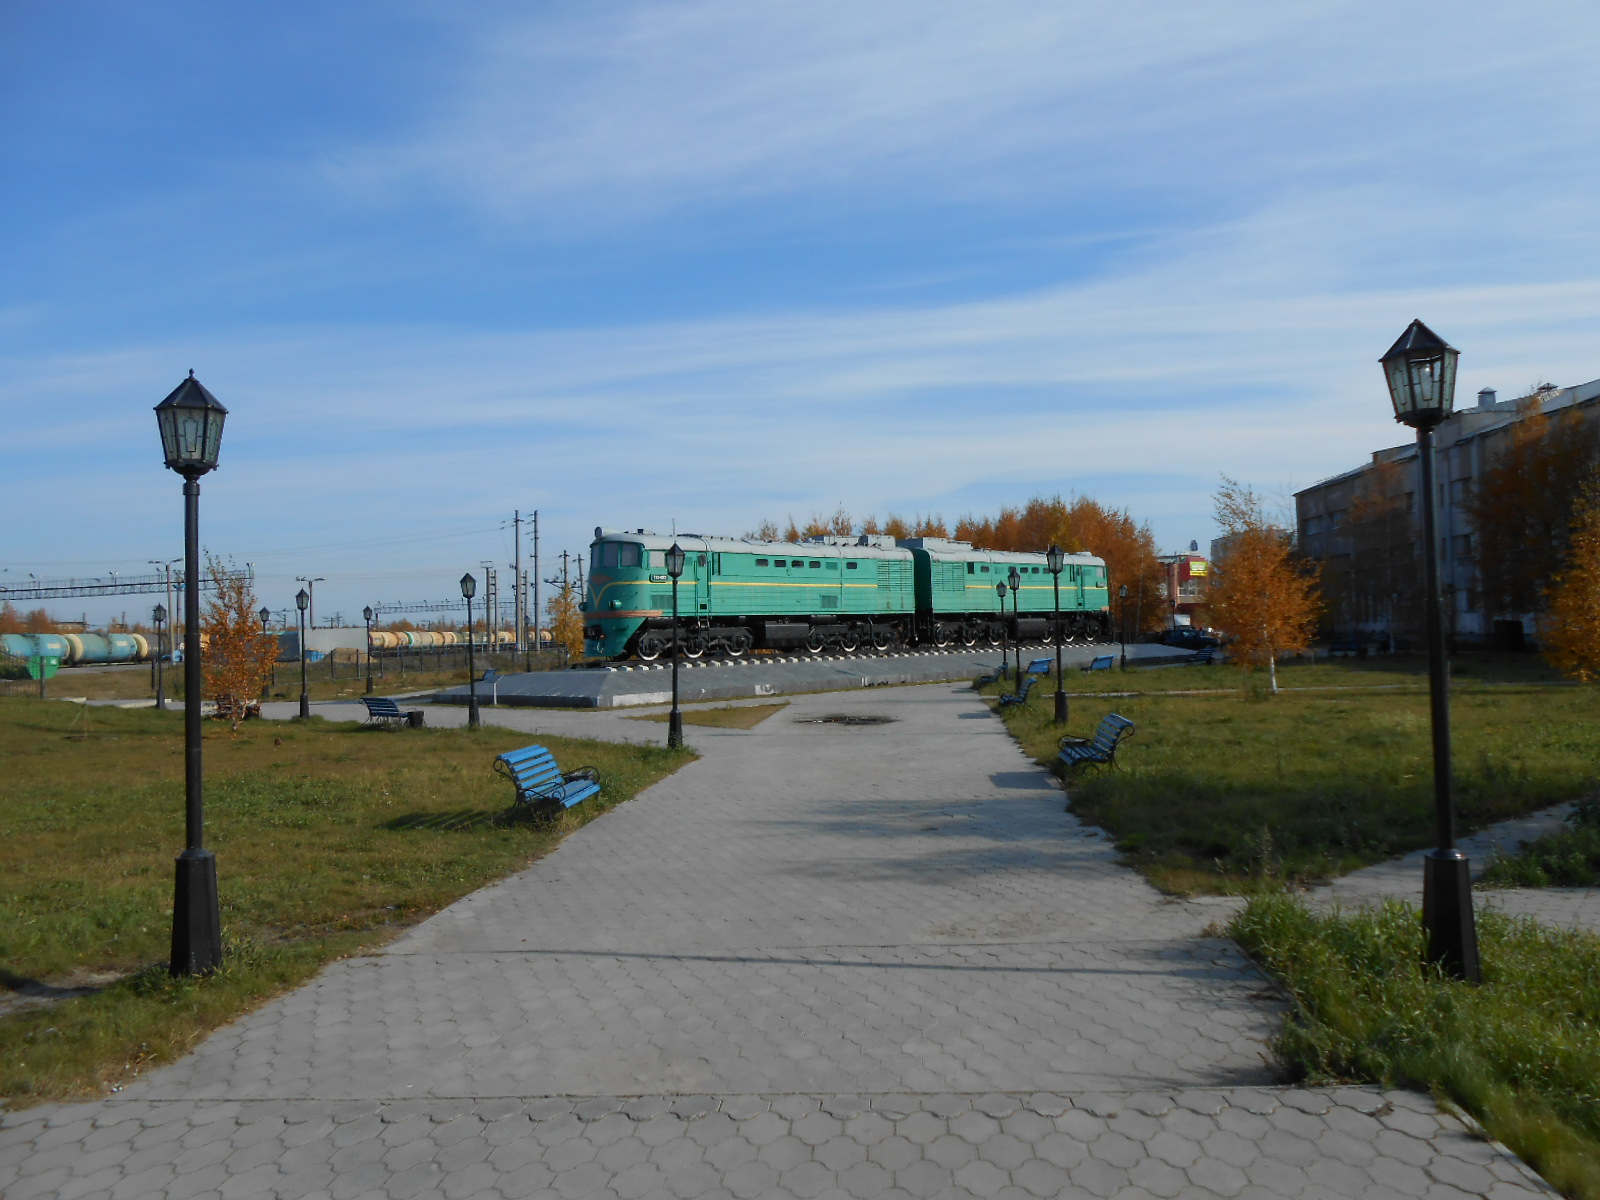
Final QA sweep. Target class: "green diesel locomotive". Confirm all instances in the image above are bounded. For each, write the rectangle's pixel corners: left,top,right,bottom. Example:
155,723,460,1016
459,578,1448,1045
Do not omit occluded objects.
582,529,1110,660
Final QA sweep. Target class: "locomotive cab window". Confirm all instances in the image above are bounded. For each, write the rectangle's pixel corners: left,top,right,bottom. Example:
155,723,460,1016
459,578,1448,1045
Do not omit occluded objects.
618,543,642,568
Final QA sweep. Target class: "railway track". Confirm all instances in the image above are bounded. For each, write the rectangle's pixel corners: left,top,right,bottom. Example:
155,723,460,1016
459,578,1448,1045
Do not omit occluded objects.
585,640,1122,671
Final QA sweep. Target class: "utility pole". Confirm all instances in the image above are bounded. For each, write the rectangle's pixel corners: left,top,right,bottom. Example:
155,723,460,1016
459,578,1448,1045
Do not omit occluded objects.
512,510,524,653
295,577,325,633
531,510,540,654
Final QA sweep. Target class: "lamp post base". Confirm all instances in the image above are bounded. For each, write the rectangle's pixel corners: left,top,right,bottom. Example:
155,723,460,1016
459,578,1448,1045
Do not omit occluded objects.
1422,849,1481,982
298,693,310,719
1054,689,1067,724
170,848,223,976
668,710,684,749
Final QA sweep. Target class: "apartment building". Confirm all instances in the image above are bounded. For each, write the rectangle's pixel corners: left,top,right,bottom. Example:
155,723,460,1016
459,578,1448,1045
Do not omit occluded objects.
1295,377,1600,646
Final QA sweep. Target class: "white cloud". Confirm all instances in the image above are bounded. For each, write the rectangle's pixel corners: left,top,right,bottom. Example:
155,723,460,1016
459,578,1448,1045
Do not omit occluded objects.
327,0,1600,232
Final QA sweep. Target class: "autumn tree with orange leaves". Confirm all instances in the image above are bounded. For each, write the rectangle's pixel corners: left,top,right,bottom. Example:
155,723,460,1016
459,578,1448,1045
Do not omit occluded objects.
1208,479,1319,694
201,556,279,729
955,495,1163,634
1541,473,1600,681
1464,387,1600,619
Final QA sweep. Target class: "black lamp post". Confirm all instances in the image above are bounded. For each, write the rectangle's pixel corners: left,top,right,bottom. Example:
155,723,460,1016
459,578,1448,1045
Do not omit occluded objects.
1118,584,1129,671
1047,546,1066,722
995,580,1009,680
1381,319,1479,982
153,603,168,711
461,574,481,729
362,606,375,695
665,543,686,748
153,369,227,977
258,606,272,699
296,589,310,719
1008,566,1022,684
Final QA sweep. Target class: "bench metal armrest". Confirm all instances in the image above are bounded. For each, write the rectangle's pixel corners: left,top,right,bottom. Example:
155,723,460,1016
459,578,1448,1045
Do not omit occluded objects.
562,766,599,785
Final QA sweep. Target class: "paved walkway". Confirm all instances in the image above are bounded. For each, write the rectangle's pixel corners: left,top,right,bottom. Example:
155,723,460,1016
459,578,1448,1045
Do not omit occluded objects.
0,686,1557,1198
1308,802,1600,934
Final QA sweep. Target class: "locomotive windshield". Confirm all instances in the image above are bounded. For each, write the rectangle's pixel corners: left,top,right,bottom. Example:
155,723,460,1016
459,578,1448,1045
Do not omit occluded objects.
591,542,644,570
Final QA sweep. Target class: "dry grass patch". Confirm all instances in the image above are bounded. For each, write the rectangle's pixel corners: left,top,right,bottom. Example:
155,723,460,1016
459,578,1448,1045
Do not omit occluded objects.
628,702,788,729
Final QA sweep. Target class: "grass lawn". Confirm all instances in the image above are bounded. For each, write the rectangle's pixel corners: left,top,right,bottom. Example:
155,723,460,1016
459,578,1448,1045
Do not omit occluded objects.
627,702,788,730
986,657,1600,893
15,651,567,705
0,697,690,1108
1234,896,1600,1200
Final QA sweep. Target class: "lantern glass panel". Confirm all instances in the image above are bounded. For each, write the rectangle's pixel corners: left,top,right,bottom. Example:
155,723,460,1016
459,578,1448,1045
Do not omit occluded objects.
460,573,477,600
665,543,686,579
1046,545,1063,574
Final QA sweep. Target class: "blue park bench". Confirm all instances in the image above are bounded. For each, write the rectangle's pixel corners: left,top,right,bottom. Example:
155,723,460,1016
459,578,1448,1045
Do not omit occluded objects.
1058,713,1137,773
998,677,1038,708
1082,655,1115,673
361,696,423,727
1183,648,1216,666
1024,657,1052,676
493,744,601,813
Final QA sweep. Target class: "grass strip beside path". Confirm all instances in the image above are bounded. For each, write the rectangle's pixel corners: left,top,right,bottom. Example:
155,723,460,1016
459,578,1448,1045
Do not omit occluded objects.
1233,896,1600,1200
0,698,690,1107
1480,799,1600,888
986,660,1600,893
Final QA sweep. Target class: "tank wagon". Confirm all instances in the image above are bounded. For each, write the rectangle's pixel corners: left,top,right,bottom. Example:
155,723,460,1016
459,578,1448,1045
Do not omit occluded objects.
582,528,1110,660
1,631,151,665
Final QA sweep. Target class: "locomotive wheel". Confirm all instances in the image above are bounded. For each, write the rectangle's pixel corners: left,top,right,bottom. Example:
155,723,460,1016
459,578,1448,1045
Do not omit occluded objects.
986,625,1003,646
959,625,977,647
804,629,827,654
840,629,860,652
636,635,664,662
684,635,707,659
871,627,892,651
726,632,750,657
933,624,952,647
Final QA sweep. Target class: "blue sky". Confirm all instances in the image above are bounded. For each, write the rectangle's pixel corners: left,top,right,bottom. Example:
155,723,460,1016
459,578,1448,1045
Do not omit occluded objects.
5,1,1600,627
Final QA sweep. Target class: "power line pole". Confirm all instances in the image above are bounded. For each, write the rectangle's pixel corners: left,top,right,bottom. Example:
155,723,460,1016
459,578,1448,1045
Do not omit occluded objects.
512,510,524,653
531,510,540,654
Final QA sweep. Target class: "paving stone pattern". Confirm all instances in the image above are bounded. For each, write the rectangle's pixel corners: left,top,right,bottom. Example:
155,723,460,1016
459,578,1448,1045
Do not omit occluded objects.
0,685,1558,1197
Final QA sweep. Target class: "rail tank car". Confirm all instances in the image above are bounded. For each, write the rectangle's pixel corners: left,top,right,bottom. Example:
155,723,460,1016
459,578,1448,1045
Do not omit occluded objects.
581,528,1111,660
